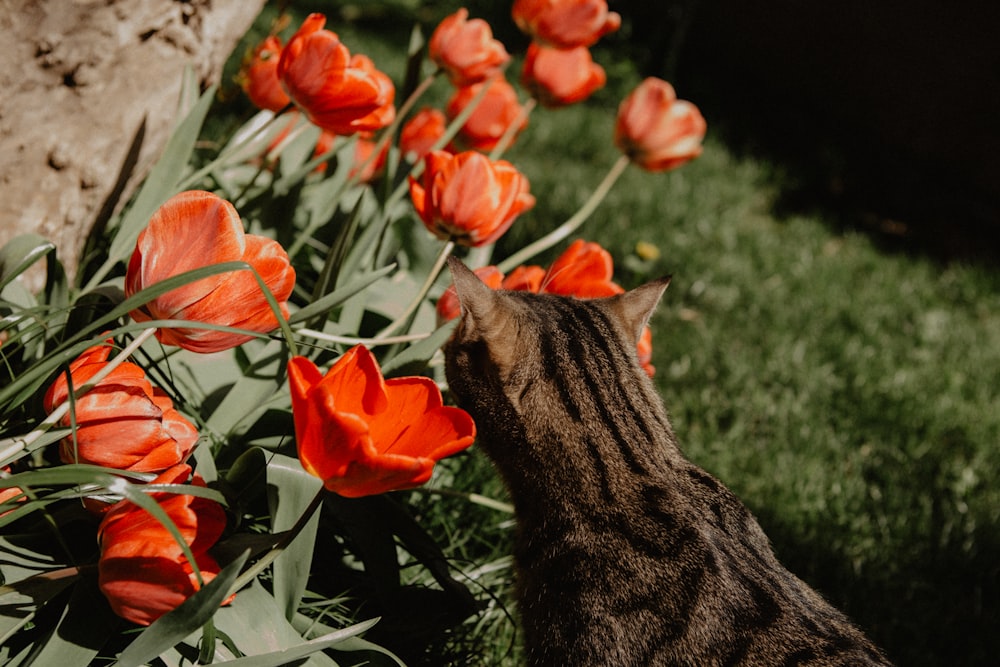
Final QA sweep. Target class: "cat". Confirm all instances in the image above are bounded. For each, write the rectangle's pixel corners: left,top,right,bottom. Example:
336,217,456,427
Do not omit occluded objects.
443,257,892,666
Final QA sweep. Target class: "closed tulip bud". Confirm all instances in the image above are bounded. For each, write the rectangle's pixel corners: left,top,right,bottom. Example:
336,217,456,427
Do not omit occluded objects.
512,0,621,48
521,42,606,108
409,150,535,247
429,8,510,86
614,77,706,172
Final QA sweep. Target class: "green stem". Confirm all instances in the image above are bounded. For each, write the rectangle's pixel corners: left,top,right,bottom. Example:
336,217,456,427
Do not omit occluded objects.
376,240,454,339
498,154,630,273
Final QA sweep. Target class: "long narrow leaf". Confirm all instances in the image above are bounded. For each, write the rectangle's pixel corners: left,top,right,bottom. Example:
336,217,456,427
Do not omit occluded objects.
114,550,249,667
207,618,380,667
0,235,55,292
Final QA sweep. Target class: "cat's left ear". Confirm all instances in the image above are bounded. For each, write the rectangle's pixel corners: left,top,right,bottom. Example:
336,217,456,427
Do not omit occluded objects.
447,256,499,325
608,276,671,344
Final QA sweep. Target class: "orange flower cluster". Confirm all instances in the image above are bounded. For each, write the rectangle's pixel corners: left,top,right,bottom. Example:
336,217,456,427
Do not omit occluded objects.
289,346,476,497
45,342,230,625
437,239,656,376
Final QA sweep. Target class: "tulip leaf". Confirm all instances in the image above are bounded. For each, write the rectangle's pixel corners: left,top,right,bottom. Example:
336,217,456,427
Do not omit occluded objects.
114,550,249,667
266,454,323,621
21,577,119,667
204,339,288,440
213,619,382,667
379,320,457,376
288,263,396,325
94,77,217,291
0,235,55,292
0,567,80,647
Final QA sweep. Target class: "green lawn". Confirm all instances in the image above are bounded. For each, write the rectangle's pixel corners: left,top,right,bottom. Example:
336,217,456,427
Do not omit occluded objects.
234,4,1000,665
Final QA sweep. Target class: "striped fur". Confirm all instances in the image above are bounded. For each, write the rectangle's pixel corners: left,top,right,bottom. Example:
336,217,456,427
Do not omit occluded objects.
443,258,892,666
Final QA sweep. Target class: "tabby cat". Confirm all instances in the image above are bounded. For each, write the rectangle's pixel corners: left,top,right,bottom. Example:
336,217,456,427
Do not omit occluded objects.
443,257,892,666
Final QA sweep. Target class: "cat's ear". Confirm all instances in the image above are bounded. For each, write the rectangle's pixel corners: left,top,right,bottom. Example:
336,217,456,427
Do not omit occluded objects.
608,276,671,344
447,256,499,324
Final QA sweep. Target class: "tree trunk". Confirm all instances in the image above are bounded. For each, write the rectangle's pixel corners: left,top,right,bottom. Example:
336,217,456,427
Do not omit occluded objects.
0,0,267,289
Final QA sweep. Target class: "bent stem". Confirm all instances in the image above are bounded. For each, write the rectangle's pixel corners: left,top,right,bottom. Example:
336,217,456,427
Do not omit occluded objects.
376,240,454,339
0,328,157,464
229,488,326,594
498,154,630,272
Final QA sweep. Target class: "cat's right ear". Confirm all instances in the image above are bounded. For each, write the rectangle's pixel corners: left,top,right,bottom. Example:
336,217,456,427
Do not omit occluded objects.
447,256,499,324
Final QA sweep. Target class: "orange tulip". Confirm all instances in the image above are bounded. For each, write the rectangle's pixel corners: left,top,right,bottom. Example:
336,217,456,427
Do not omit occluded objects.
400,107,451,163
43,339,198,472
429,8,510,86
277,13,395,135
288,346,476,497
409,150,535,247
125,191,296,353
97,464,229,626
614,77,706,172
521,42,606,108
238,35,291,113
446,77,527,152
512,0,621,48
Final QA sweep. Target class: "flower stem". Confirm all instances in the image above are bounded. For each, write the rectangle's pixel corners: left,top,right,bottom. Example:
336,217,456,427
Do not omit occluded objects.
498,154,630,273
0,328,157,465
376,240,454,339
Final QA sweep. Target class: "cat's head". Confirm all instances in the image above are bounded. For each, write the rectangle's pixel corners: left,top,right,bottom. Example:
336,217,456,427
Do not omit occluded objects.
443,256,669,425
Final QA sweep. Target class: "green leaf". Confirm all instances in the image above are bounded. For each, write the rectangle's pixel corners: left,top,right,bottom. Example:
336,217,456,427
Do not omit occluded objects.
114,550,249,667
379,320,456,376
267,454,323,621
23,577,118,667
204,339,288,440
0,568,79,646
0,235,55,292
288,263,396,325
89,78,217,290
207,618,380,667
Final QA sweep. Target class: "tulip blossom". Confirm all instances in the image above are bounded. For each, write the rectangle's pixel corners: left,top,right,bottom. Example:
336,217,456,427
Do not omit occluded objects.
409,150,535,247
125,191,296,353
238,35,291,112
512,0,621,48
400,107,451,163
439,240,658,375
43,339,198,472
429,8,510,86
288,346,476,497
98,464,229,626
277,13,395,135
446,77,527,152
614,78,706,172
349,131,389,183
521,42,606,108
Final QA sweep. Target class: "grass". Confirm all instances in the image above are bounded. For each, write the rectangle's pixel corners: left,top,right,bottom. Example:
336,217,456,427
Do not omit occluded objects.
223,4,1000,665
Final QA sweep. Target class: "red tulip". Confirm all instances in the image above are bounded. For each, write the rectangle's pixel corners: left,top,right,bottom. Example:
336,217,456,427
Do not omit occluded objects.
97,464,229,626
288,346,476,497
409,150,535,247
446,77,527,152
542,239,624,298
125,191,296,353
239,35,291,112
277,13,395,135
400,108,451,163
512,0,621,48
521,42,606,108
614,77,706,172
43,339,198,472
429,8,510,87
